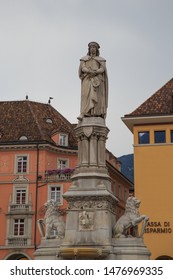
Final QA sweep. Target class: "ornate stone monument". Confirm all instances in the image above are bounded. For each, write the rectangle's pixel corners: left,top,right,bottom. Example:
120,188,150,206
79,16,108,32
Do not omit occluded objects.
56,42,117,259
35,42,150,260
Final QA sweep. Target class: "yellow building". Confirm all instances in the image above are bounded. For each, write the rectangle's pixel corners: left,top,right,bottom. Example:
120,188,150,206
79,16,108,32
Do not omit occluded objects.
122,77,173,260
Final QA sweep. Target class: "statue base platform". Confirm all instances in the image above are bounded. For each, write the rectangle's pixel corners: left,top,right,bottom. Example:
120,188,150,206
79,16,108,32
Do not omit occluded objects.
58,246,110,259
34,237,150,260
112,237,151,260
34,238,62,260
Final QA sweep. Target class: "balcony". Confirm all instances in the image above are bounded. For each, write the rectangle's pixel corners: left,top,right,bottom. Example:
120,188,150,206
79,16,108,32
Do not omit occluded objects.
45,168,74,182
9,204,30,212
8,237,28,247
8,193,32,213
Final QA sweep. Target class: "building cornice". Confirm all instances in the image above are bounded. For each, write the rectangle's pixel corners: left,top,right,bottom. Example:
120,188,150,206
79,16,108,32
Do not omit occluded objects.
122,115,173,132
0,142,78,154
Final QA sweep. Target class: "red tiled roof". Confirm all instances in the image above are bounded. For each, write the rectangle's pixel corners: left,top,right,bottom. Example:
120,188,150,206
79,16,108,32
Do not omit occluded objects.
125,77,173,117
0,100,77,147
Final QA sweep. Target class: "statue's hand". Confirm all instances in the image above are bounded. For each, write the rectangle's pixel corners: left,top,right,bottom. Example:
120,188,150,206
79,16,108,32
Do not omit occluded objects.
89,71,97,78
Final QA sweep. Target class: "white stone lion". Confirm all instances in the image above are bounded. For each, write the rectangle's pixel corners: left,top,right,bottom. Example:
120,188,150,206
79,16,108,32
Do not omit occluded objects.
113,196,149,238
38,200,65,239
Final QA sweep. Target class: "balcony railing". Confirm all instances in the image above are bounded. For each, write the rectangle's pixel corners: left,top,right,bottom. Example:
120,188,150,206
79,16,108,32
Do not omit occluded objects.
8,237,27,247
45,169,74,182
10,204,30,212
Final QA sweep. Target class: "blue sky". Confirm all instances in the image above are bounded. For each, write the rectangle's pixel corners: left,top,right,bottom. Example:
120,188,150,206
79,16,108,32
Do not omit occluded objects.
0,0,173,156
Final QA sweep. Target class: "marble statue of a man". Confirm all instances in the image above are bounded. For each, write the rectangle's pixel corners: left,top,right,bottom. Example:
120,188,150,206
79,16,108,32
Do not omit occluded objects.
78,42,108,120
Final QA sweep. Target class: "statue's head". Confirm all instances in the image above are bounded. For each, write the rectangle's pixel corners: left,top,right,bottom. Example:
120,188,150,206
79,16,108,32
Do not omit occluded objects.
88,41,100,56
125,196,141,213
44,199,55,209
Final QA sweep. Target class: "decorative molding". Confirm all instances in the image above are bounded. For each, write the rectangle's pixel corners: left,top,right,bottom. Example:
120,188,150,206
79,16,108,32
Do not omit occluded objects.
83,127,93,138
67,196,116,214
13,175,29,182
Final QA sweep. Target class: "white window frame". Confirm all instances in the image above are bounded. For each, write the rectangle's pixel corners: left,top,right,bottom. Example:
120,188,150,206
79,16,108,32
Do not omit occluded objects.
48,184,63,205
59,133,68,146
13,185,28,204
6,214,32,246
13,218,25,236
15,155,29,174
16,189,26,204
57,158,69,169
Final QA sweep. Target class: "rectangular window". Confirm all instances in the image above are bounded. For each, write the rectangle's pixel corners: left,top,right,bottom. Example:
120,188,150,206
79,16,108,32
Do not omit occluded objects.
154,131,166,143
50,186,61,204
111,182,116,195
14,219,25,236
16,190,26,204
16,156,28,173
124,189,129,201
59,134,68,146
138,131,150,144
171,130,173,142
58,159,68,169
118,185,122,199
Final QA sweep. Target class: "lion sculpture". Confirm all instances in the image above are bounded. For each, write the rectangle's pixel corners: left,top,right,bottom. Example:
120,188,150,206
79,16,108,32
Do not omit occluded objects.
37,200,65,239
113,196,149,238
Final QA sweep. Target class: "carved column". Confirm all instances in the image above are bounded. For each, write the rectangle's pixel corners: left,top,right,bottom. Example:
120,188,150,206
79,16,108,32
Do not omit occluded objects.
81,135,89,166
98,135,106,167
74,117,109,172
89,133,98,166
77,137,82,166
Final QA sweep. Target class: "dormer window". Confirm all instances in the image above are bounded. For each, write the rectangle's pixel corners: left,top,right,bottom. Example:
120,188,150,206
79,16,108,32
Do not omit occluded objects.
19,136,28,141
46,118,53,124
59,134,68,146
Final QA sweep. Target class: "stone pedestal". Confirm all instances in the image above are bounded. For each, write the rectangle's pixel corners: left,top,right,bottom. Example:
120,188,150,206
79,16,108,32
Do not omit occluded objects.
112,238,151,260
58,117,119,259
60,185,117,250
34,239,62,260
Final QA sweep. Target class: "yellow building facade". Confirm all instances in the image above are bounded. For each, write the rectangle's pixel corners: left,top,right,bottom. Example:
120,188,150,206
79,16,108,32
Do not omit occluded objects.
123,78,173,259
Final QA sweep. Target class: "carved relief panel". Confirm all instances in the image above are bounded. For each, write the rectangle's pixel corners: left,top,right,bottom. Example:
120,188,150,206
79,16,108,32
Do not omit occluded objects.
79,211,94,231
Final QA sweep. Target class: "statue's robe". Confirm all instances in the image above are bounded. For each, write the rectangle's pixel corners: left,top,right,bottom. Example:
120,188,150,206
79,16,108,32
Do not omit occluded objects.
79,55,108,118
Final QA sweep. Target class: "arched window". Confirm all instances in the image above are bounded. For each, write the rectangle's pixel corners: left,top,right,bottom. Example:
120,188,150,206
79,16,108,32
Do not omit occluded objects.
156,255,173,260
46,118,53,124
6,253,30,260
